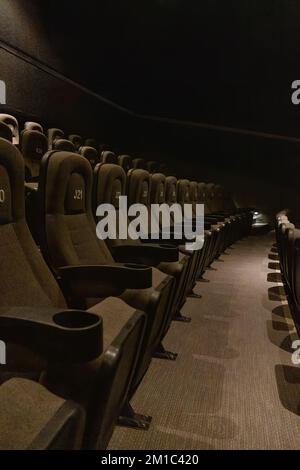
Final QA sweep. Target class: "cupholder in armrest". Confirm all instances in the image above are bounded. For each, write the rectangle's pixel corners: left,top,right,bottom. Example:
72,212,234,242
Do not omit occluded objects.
118,263,152,288
0,307,103,363
53,310,99,329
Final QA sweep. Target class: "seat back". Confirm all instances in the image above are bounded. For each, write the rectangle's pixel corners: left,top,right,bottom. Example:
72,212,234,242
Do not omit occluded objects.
94,162,139,250
150,173,166,204
213,184,227,212
0,138,66,308
165,176,178,206
79,146,99,168
205,183,218,213
101,151,117,164
48,128,64,150
127,168,151,206
20,126,48,180
85,138,98,150
189,181,198,216
198,182,211,215
0,114,19,145
24,121,44,133
149,173,167,232
177,179,191,208
68,134,83,151
38,150,114,273
132,158,146,170
53,139,76,152
0,121,12,142
147,161,159,174
118,154,132,173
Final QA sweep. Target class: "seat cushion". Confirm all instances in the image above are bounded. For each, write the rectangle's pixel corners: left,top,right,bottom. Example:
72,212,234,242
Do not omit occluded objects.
88,296,136,349
0,378,75,450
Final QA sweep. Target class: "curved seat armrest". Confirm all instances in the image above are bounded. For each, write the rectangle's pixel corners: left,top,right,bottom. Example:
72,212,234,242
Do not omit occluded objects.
59,263,152,297
0,306,102,363
111,243,179,264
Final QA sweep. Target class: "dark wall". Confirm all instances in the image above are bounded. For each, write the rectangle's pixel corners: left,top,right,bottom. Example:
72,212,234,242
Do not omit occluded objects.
2,0,299,136
1,0,300,222
0,46,135,145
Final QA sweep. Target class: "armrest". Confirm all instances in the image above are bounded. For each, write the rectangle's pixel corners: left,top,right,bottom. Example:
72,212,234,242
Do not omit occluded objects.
111,243,179,264
0,306,102,363
59,263,152,298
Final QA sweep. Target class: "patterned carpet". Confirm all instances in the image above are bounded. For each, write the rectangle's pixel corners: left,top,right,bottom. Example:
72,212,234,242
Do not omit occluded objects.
109,232,300,449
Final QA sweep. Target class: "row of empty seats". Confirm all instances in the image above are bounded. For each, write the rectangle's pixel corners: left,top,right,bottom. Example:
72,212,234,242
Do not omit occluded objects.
0,113,253,449
276,210,300,334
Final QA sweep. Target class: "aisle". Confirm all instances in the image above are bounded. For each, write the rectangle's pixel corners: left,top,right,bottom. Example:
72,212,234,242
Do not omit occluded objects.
109,232,300,450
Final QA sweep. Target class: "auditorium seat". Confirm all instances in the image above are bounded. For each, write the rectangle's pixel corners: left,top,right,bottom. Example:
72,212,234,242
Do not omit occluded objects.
47,128,64,150
188,180,217,278
48,129,76,152
0,121,13,142
126,168,192,322
132,158,147,169
118,154,132,173
85,138,98,149
79,146,100,167
93,162,191,342
202,183,237,251
21,121,48,181
0,137,146,448
0,114,19,145
274,212,300,337
162,175,205,298
101,150,117,164
146,161,159,174
176,178,205,293
196,182,227,265
24,121,44,133
0,378,85,449
37,149,179,389
149,172,195,304
68,134,83,151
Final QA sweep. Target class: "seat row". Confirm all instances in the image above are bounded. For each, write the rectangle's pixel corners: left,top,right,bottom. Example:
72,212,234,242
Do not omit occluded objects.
275,210,300,333
0,113,253,449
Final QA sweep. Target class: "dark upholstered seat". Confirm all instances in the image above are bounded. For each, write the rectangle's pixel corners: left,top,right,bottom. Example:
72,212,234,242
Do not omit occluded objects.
38,150,175,384
79,146,100,167
93,163,188,337
0,137,145,449
69,134,83,151
118,154,132,173
0,378,85,450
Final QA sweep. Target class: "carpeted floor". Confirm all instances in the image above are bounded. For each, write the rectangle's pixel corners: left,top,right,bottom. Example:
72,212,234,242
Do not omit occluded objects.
108,232,300,450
